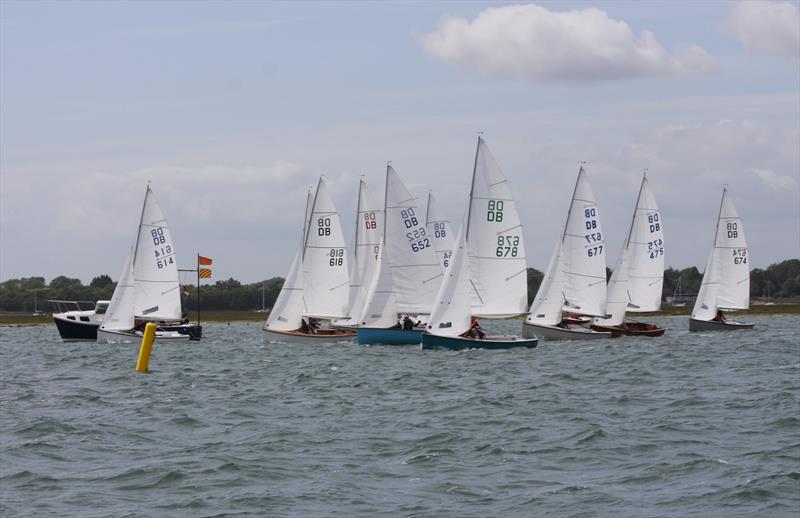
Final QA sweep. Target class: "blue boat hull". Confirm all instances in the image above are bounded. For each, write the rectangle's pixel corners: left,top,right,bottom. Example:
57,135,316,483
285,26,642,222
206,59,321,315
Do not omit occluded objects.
357,327,423,345
421,333,538,350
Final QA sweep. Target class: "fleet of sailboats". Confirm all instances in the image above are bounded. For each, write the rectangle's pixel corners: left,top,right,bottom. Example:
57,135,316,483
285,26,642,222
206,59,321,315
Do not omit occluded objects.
75,138,757,347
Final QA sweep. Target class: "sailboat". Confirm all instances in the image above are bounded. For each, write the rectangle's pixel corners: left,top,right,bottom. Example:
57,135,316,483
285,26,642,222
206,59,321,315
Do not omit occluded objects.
689,188,753,331
357,165,442,345
98,185,201,343
332,178,383,329
522,166,612,340
422,223,538,350
422,136,536,350
425,192,454,274
262,178,356,342
591,173,666,337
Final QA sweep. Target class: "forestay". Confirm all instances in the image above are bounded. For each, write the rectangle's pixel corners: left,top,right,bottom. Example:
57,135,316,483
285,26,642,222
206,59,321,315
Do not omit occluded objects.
561,167,607,318
133,186,182,321
383,165,441,313
266,190,313,331
626,176,665,312
302,178,350,319
425,192,454,274
692,188,750,320
347,179,382,325
427,225,471,337
467,137,528,318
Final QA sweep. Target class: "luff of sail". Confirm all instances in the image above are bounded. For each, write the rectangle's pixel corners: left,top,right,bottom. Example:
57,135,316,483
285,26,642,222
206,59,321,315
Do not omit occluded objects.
425,192,455,274
302,177,350,319
427,224,471,337
467,137,528,318
561,167,607,317
346,179,382,325
133,186,182,321
692,188,750,320
266,189,314,331
626,175,665,312
100,245,136,332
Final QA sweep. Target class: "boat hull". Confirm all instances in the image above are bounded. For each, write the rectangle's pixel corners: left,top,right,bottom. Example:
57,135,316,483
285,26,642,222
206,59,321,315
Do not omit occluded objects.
591,322,666,337
689,318,754,332
357,327,423,345
262,327,356,343
421,333,538,350
97,328,192,343
53,317,100,341
522,321,612,341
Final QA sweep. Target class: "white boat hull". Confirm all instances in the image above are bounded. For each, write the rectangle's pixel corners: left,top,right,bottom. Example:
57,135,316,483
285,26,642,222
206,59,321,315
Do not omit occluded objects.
262,327,356,344
522,321,612,341
97,328,191,343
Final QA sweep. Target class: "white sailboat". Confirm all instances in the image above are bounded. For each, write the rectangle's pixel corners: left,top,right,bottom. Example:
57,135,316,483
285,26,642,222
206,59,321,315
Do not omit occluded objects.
357,164,441,345
425,192,454,274
522,166,612,340
422,223,538,350
263,178,356,342
98,185,199,343
689,188,753,331
591,173,666,337
333,178,383,329
467,137,528,318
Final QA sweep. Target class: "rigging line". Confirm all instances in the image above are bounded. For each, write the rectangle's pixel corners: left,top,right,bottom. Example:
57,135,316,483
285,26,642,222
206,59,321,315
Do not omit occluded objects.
505,268,527,281
329,281,349,291
494,223,523,234
469,279,485,305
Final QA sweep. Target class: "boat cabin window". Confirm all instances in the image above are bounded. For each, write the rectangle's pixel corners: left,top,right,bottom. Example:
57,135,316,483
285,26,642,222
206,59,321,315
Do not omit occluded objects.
80,316,90,322
95,302,109,315
67,316,75,320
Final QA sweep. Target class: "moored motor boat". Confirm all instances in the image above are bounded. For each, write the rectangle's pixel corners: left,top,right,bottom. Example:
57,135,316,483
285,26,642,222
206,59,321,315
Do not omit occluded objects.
51,299,110,340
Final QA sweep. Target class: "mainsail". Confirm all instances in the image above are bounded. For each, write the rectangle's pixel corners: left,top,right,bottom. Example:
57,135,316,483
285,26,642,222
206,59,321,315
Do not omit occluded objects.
626,175,665,312
466,137,528,318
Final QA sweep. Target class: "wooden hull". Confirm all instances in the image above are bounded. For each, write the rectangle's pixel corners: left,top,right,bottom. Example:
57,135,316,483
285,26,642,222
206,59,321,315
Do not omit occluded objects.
591,322,666,337
357,327,423,345
262,327,356,343
522,321,612,341
689,318,754,332
421,333,538,350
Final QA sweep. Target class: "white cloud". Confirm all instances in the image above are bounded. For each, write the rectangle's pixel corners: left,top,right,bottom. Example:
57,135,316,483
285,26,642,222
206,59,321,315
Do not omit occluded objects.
726,1,800,60
417,3,713,83
748,168,798,191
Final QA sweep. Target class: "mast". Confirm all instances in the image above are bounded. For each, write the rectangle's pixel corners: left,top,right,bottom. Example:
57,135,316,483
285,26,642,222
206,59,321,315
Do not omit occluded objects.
562,164,585,243
465,135,481,242
132,184,150,269
425,191,433,227
712,187,727,248
302,178,323,260
196,253,200,327
624,170,647,251
383,163,390,244
353,177,364,264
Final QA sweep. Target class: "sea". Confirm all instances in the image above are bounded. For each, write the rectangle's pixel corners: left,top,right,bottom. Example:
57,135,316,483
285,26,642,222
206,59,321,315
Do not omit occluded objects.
1,315,798,517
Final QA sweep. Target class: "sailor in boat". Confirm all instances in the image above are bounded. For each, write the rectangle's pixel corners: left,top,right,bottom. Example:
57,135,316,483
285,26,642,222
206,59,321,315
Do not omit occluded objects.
464,317,487,340
713,310,726,323
402,315,415,331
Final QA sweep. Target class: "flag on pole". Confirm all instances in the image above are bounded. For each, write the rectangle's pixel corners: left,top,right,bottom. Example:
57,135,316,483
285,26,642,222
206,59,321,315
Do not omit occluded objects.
198,255,213,266
199,268,212,279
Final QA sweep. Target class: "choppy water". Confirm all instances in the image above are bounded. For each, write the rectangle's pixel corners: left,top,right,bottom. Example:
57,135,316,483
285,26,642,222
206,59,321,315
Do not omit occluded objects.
1,316,798,517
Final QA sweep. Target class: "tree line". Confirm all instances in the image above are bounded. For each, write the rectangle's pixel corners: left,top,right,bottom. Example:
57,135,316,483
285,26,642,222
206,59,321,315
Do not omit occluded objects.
1,259,798,313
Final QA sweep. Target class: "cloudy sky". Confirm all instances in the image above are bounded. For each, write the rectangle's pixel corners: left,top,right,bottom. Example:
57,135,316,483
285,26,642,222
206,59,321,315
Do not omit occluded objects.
1,0,798,284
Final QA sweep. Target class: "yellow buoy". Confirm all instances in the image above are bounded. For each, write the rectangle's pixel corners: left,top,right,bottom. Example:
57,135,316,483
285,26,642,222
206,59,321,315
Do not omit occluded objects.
136,322,157,373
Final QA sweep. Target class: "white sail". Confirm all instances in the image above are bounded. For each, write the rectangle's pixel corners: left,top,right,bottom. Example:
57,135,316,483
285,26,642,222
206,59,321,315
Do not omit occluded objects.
425,192,455,274
561,167,607,317
593,244,630,326
302,177,350,319
383,165,441,313
359,238,399,328
266,190,314,331
427,224,471,337
100,246,136,331
692,188,750,319
626,175,665,312
346,179,383,324
526,240,565,326
467,137,528,318
133,186,182,321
